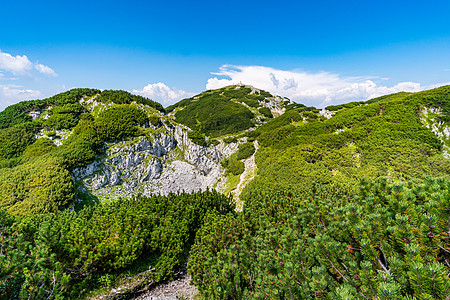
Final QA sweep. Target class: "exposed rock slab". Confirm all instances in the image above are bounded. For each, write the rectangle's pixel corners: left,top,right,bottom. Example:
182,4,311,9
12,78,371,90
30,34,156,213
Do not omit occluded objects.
73,126,239,200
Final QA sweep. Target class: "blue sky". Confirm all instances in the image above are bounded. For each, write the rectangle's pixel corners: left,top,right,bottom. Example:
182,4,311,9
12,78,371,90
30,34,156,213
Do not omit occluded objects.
1,0,449,110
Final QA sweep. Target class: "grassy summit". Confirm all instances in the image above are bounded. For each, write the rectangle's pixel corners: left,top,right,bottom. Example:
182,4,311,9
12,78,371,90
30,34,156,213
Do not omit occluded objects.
167,84,287,137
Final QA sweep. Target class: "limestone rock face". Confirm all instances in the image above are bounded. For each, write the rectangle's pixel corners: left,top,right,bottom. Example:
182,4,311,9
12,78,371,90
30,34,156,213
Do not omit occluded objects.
73,126,239,200
420,107,450,159
264,96,290,117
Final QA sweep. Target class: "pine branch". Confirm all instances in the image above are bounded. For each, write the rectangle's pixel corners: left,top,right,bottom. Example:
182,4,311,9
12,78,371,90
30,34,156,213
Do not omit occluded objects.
438,245,450,254
327,259,348,281
377,258,390,274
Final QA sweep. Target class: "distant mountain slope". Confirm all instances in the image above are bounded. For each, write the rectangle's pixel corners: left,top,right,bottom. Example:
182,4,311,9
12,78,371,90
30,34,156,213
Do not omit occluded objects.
1,85,449,215
240,85,450,201
167,84,291,137
1,84,450,299
0,86,275,214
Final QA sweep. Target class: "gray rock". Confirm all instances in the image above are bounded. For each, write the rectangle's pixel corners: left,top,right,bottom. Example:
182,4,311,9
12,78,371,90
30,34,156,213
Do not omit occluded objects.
72,126,239,200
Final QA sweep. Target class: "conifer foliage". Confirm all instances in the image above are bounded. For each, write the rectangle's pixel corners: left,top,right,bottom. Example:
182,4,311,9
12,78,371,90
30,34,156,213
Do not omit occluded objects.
189,177,450,299
0,190,233,299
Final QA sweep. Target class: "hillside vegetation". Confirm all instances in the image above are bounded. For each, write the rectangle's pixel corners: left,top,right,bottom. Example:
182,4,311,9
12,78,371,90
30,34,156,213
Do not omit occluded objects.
242,86,450,199
189,177,450,299
0,85,449,299
0,190,232,299
187,85,450,299
0,89,163,214
167,85,288,137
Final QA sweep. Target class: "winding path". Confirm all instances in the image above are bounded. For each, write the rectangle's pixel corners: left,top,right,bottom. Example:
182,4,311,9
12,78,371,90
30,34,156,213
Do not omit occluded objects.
231,140,259,211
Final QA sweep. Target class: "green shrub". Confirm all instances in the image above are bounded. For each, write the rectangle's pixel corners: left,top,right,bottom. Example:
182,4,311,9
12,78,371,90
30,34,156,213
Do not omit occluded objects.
258,107,273,118
172,86,257,137
58,118,103,169
188,130,208,146
0,88,99,129
189,177,450,299
96,106,148,140
236,142,256,160
0,190,233,298
174,94,255,137
259,90,272,98
241,97,260,108
0,123,36,161
326,101,364,111
42,103,85,130
0,155,74,215
47,88,100,106
97,90,165,112
149,115,161,126
223,136,238,143
22,138,56,160
228,160,244,175
243,86,450,200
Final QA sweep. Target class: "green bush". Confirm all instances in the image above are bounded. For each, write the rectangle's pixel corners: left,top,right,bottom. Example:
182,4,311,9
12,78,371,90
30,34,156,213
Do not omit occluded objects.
148,115,161,126
242,86,450,200
189,177,450,299
0,190,233,299
236,142,256,160
228,160,244,176
42,103,85,130
0,88,99,129
22,138,56,160
174,94,255,137
223,136,238,143
188,130,208,146
172,86,257,137
241,97,260,108
0,123,36,161
0,155,74,215
55,117,103,170
97,90,165,112
326,101,364,111
258,107,273,118
96,106,148,140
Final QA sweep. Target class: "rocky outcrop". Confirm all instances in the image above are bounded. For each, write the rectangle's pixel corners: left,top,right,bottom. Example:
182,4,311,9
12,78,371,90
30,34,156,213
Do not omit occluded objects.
73,125,239,199
420,107,450,158
319,109,335,119
234,84,291,117
262,96,290,117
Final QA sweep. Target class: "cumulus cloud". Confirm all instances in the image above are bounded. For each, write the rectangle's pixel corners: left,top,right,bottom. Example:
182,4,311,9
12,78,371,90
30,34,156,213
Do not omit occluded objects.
133,82,194,106
0,50,57,77
1,85,41,99
34,63,57,77
206,65,449,107
0,84,42,111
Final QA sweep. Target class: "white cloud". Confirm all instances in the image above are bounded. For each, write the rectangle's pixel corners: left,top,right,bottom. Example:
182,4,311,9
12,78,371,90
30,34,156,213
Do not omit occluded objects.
0,49,57,77
1,84,41,99
133,82,194,106
0,84,42,111
0,51,32,75
206,65,450,108
34,63,57,77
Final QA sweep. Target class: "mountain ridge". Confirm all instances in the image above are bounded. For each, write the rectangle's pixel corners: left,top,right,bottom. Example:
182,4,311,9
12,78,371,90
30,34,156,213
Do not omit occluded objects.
1,84,450,299
1,84,450,213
